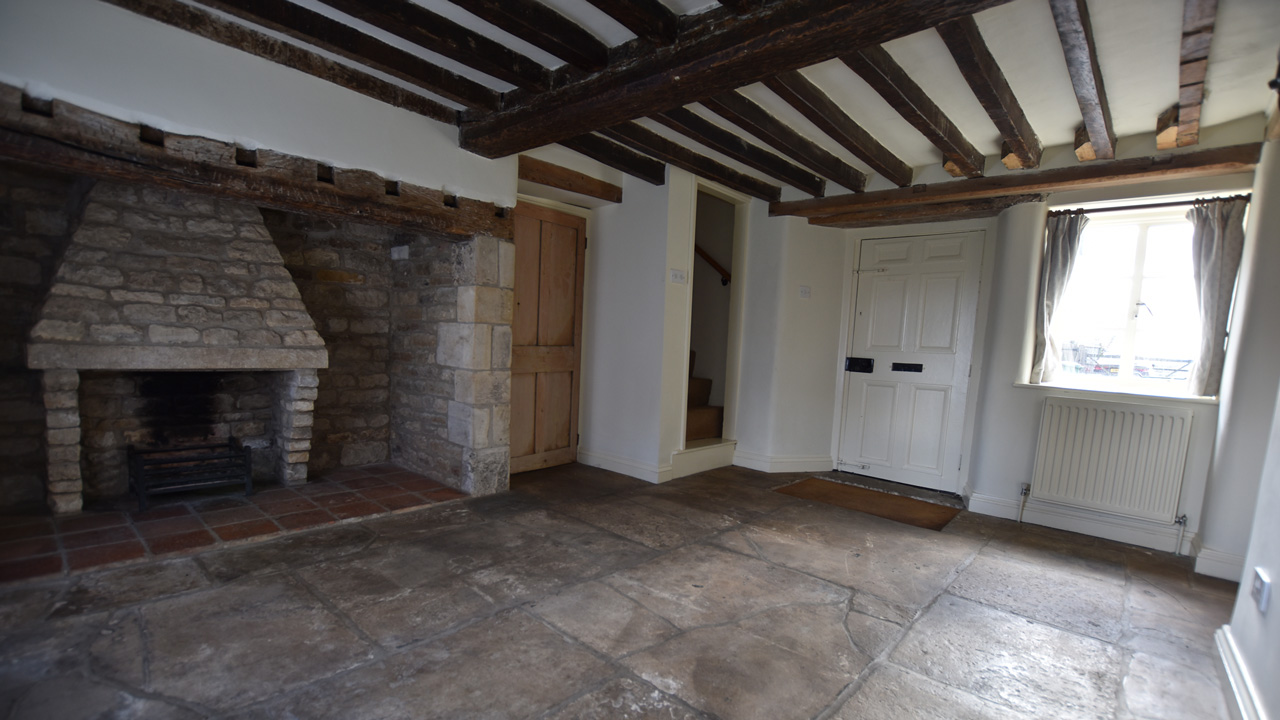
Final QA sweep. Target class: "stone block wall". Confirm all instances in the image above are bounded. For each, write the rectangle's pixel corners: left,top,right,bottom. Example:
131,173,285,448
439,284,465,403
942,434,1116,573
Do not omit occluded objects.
264,211,393,474
0,162,90,511
27,184,325,370
391,234,514,495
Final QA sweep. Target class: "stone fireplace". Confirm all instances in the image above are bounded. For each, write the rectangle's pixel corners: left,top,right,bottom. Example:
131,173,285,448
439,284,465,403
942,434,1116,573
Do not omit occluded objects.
26,183,327,513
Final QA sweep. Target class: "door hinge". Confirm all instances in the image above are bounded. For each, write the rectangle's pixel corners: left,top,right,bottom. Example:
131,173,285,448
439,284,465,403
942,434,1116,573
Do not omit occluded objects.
583,237,588,250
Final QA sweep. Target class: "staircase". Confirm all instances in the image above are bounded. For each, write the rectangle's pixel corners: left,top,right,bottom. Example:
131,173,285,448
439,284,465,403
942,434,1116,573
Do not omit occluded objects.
686,353,724,442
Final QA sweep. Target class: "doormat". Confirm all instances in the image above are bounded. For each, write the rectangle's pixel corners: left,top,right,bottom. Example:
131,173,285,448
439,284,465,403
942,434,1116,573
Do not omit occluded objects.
775,478,961,531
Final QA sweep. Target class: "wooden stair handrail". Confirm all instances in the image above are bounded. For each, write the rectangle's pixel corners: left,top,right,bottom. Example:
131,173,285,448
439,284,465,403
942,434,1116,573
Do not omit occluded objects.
694,244,731,285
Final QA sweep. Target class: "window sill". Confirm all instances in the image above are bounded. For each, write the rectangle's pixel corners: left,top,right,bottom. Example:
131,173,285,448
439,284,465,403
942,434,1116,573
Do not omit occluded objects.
1011,381,1220,406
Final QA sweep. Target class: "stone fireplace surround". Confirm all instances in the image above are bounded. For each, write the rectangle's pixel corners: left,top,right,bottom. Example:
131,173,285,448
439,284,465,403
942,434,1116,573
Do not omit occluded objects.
17,176,514,514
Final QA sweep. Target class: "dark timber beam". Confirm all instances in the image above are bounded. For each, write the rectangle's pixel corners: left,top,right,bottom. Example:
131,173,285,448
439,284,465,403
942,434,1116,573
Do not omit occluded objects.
771,143,1262,218
190,0,499,110
518,156,622,203
763,71,913,186
1050,0,1115,160
842,46,985,178
812,195,1045,228
601,122,781,201
459,0,1015,157
583,0,678,46
717,0,763,13
559,135,667,186
936,15,1041,170
314,0,551,91
444,0,610,72
99,0,456,124
653,107,825,196
1173,0,1219,147
0,85,510,239
702,92,866,192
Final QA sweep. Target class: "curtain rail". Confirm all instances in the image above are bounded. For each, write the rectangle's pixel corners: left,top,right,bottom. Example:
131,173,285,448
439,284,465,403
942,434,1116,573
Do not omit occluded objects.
1051,193,1251,216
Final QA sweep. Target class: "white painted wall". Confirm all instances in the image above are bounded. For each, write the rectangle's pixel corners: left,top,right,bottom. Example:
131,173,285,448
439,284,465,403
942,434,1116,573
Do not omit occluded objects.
1221,379,1280,720
1197,139,1280,579
690,193,734,407
0,0,516,206
578,173,670,479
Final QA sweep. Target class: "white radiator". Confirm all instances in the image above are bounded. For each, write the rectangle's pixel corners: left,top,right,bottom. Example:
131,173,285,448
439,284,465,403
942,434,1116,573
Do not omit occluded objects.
1030,396,1192,523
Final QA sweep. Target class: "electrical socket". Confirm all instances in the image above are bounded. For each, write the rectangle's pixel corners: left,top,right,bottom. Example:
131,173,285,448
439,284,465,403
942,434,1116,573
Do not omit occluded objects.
1251,567,1271,615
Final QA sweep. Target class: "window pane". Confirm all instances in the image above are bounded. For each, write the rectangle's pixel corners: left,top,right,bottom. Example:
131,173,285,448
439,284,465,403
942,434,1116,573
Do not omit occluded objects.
1074,224,1138,279
1144,223,1194,278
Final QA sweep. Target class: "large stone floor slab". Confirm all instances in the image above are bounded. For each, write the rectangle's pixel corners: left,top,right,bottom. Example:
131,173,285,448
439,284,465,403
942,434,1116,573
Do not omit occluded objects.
0,464,1237,719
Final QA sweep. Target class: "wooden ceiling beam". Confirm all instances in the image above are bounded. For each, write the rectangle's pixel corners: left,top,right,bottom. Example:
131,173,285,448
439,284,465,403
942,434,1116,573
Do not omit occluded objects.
459,0,1015,157
811,195,1045,228
716,0,764,13
653,107,825,196
583,0,678,46
936,15,1041,170
841,46,985,178
558,134,667,186
702,92,866,192
314,0,551,91
518,155,622,203
763,71,913,186
601,122,781,201
771,142,1262,218
100,0,456,124
1173,0,1219,147
1049,0,1115,160
190,0,500,110
444,0,610,72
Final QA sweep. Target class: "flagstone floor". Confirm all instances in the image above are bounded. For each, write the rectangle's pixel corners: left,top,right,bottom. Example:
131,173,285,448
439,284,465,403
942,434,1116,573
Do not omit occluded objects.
0,463,1235,719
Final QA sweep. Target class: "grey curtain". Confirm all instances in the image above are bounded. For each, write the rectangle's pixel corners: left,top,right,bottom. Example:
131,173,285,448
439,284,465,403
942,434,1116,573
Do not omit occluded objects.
1188,197,1249,396
1030,210,1088,384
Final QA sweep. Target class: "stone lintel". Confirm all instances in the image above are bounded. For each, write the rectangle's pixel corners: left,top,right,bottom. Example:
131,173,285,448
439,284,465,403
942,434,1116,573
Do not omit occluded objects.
27,344,329,370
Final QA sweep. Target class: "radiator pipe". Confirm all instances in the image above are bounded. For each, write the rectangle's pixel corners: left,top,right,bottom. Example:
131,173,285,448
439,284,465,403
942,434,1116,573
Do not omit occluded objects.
1174,514,1188,556
1017,483,1031,523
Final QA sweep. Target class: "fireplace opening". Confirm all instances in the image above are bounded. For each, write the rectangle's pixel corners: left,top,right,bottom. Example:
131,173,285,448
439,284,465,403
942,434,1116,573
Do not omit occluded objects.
79,370,286,499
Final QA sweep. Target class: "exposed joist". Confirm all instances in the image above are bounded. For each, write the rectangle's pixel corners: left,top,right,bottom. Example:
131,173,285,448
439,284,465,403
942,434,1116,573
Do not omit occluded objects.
771,143,1262,218
583,0,678,46
190,0,500,110
99,0,456,124
717,0,763,13
1156,104,1180,150
518,155,622,203
459,0,1015,157
0,85,510,239
653,106,825,196
842,46,985,178
936,15,1041,170
1172,0,1219,147
601,122,781,201
558,134,667,186
762,71,913,186
812,195,1045,228
444,0,610,72
702,92,866,192
314,0,551,91
1049,0,1115,160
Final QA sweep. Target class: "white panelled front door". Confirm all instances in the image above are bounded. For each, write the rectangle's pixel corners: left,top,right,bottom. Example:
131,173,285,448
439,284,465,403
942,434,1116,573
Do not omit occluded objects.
837,231,984,492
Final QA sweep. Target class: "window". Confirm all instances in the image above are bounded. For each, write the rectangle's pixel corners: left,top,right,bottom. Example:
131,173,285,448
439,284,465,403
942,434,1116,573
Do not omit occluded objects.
1049,206,1204,396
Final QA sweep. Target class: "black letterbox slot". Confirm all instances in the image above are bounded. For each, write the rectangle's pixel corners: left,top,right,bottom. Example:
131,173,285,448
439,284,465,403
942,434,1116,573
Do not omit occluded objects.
891,362,924,372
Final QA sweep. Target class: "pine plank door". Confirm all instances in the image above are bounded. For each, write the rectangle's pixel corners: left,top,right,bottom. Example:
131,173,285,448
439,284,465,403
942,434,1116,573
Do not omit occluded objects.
836,231,983,492
509,202,586,474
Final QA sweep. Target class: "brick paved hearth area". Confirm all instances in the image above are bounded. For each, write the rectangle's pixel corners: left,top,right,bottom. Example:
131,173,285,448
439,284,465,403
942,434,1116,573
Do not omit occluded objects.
0,464,463,582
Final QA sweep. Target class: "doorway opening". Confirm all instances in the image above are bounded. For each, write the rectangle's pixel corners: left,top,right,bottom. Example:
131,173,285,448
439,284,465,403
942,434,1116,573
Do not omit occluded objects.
686,191,735,446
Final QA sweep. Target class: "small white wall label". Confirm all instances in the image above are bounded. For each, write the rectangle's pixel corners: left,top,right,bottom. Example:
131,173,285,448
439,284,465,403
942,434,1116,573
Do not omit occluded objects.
670,268,688,284
799,285,811,299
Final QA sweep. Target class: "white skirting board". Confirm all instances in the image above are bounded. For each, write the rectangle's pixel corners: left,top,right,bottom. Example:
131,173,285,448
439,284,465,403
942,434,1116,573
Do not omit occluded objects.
732,450,833,474
1195,547,1247,583
1215,626,1265,720
576,448,672,484
968,493,1199,557
671,440,737,479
